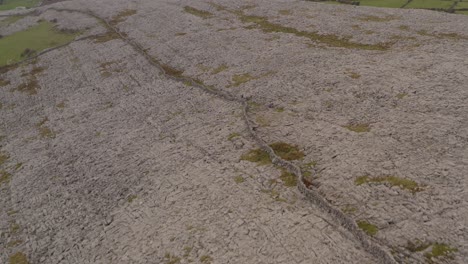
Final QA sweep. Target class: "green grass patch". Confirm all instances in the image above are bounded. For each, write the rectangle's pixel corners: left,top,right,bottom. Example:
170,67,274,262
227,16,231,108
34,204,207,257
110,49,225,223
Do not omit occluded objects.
241,142,304,164
355,175,421,193
396,92,408,99
36,117,55,138
127,195,137,203
0,15,24,27
270,142,304,161
164,252,181,264
425,243,458,261
230,73,256,87
184,6,213,19
200,255,213,263
235,11,390,50
357,220,378,236
9,252,29,264
0,0,39,11
279,169,297,187
344,123,370,133
405,0,453,9
357,0,407,8
0,21,78,66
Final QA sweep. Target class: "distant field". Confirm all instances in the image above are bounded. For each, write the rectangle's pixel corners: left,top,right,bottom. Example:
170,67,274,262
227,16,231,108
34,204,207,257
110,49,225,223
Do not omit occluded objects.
324,0,468,15
0,0,40,11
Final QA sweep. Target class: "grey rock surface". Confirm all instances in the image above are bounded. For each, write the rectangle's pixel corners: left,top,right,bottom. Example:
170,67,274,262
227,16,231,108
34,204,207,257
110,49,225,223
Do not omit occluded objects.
1,0,467,263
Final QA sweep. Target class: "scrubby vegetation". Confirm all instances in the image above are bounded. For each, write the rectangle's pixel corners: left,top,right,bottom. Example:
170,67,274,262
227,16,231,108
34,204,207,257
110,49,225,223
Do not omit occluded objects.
355,175,421,193
357,220,378,236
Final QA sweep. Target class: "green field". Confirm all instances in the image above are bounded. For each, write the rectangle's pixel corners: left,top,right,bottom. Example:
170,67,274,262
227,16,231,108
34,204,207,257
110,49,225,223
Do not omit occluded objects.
325,0,468,14
405,0,453,9
359,0,407,8
0,21,78,66
0,0,40,11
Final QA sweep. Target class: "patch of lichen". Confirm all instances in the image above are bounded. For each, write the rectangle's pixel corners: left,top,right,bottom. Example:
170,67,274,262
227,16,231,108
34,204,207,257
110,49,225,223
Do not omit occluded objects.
109,9,137,26
183,6,213,19
9,252,29,264
279,169,297,187
355,175,421,193
344,123,370,133
357,220,378,236
425,243,458,262
235,11,391,50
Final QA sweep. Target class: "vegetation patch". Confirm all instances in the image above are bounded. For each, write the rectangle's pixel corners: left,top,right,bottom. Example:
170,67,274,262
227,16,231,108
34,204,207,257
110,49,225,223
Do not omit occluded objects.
9,252,29,264
343,205,358,214
355,175,421,193
357,220,378,236
230,73,256,87
183,6,213,19
161,64,184,78
200,255,213,263
0,170,11,186
396,92,407,99
234,11,390,50
127,195,137,203
0,15,25,27
0,21,78,66
279,169,297,187
211,64,228,74
228,132,240,140
109,9,137,26
0,77,11,87
417,30,468,40
0,0,39,11
278,9,292,15
92,32,120,43
406,240,431,252
0,152,9,166
240,148,271,165
344,123,370,133
36,117,55,139
270,142,304,161
164,253,181,264
425,243,458,261
356,15,398,22
234,175,245,184
347,71,361,79
7,240,22,248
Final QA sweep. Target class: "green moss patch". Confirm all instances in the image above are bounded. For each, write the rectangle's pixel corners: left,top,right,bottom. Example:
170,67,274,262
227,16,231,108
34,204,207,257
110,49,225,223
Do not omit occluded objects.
234,11,391,50
344,123,370,133
183,6,213,19
127,195,137,203
0,77,11,87
0,0,39,11
230,73,256,87
241,142,304,165
0,21,79,66
164,253,181,264
425,243,458,261
36,117,55,139
0,170,11,186
241,148,271,165
234,175,245,183
270,142,304,161
0,152,9,166
355,175,421,193
406,240,431,252
357,220,378,236
279,169,297,187
9,252,29,264
200,255,213,263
